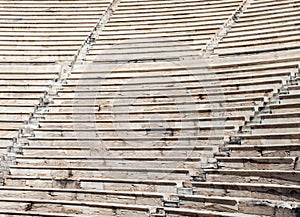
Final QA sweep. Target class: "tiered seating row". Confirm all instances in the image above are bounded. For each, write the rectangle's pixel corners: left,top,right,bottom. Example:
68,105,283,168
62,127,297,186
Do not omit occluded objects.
87,0,244,63
215,0,300,56
0,0,111,64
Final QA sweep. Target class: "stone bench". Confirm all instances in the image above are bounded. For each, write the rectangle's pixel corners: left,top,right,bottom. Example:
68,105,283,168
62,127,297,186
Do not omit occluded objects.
239,132,300,145
247,0,293,8
9,165,191,180
73,54,299,74
240,3,298,17
0,55,74,63
0,210,89,217
65,70,287,91
0,197,150,217
115,1,235,11
258,112,300,124
224,24,298,42
110,11,235,22
19,145,215,158
164,207,266,217
204,169,300,185
0,113,31,122
15,155,204,170
216,42,300,56
28,135,225,147
190,181,300,201
41,104,255,115
249,122,300,134
227,144,300,157
26,134,223,148
55,88,274,103
119,0,236,7
104,18,225,31
175,194,299,216
48,96,264,110
0,186,164,207
84,30,215,42
1,38,87,46
218,35,299,53
33,125,235,138
238,11,299,26
278,93,300,104
287,84,300,93
38,116,244,130
0,128,20,137
218,30,300,46
6,175,179,193
216,156,298,170
87,51,209,63
267,102,300,112
68,67,292,81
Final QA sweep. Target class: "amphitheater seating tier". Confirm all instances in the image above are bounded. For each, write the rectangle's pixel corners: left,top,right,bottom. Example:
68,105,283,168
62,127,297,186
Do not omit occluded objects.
0,0,299,216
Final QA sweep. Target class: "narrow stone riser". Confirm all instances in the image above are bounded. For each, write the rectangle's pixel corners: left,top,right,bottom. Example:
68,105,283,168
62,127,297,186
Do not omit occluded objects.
108,150,214,158
0,86,48,92
0,99,39,105
0,114,29,122
53,91,271,103
47,101,259,112
0,130,19,137
0,201,148,217
81,34,212,46
85,53,201,63
0,148,7,155
0,107,34,113
269,107,300,114
89,42,206,51
33,129,234,138
251,127,300,134
242,138,300,146
0,50,77,56
239,200,299,217
261,117,300,124
177,199,239,214
177,198,294,216
88,30,216,41
65,75,285,88
28,139,222,147
88,49,204,58
215,41,300,56
0,92,43,98
21,148,213,158
218,161,298,170
276,97,300,104
38,119,243,129
39,109,253,121
5,178,177,194
57,87,273,98
70,68,291,81
0,55,74,62
9,168,190,181
0,190,162,207
193,187,300,202
206,173,300,186
15,159,201,170
230,149,300,158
